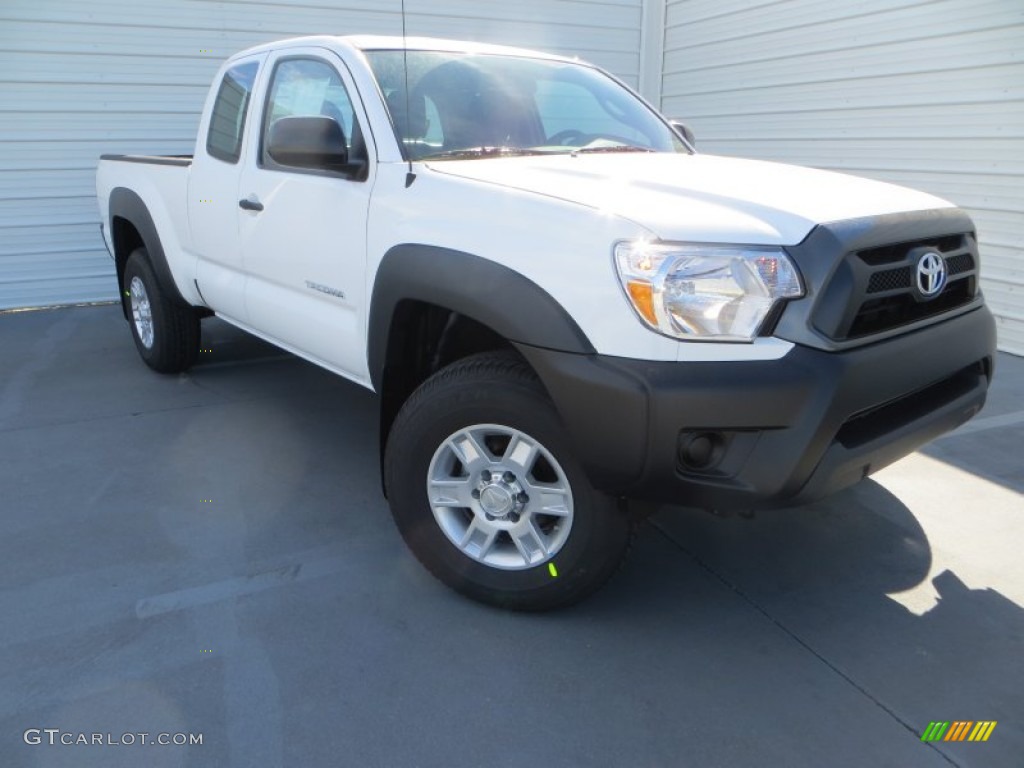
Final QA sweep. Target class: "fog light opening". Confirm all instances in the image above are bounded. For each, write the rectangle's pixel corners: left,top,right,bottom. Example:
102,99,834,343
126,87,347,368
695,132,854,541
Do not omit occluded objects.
678,431,725,471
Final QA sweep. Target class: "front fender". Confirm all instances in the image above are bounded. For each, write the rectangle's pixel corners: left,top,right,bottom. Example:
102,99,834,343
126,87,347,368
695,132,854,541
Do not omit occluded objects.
367,244,594,391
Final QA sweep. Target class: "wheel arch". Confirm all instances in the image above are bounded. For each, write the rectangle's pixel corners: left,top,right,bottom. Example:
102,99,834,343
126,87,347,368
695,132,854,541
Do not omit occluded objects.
108,187,189,319
369,245,595,487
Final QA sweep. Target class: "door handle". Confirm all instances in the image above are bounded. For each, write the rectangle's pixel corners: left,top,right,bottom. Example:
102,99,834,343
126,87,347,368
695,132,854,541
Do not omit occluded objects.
238,197,264,212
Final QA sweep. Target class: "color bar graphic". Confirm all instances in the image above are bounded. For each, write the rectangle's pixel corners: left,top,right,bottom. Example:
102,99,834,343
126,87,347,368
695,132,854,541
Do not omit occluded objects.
921,720,996,742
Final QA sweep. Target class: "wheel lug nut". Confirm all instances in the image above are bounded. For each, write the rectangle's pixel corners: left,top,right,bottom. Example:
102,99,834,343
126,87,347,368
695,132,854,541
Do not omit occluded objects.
509,512,520,523
484,512,496,521
471,488,480,499
480,470,492,482
518,492,529,504
502,471,516,483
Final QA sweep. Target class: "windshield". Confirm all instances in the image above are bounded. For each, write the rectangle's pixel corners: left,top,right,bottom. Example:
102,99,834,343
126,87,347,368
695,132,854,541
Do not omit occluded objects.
365,50,687,160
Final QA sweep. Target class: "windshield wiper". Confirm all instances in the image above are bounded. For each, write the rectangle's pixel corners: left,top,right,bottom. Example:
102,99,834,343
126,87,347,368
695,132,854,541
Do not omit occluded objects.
421,146,556,161
571,145,656,155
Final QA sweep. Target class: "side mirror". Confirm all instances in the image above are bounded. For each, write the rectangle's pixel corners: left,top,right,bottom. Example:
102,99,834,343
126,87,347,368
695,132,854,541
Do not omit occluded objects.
267,116,349,171
669,120,696,148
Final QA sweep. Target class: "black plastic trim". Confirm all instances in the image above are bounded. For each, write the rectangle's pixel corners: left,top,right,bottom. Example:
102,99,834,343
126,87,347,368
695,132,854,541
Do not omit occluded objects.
368,245,594,390
775,208,981,351
108,187,189,307
517,305,996,510
100,154,192,167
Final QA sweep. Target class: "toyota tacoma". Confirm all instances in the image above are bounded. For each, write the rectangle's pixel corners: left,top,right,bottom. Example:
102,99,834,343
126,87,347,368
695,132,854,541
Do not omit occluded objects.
96,36,996,609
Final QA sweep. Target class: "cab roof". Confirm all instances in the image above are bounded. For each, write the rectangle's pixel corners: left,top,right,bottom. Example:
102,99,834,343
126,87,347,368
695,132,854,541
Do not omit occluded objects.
228,35,577,65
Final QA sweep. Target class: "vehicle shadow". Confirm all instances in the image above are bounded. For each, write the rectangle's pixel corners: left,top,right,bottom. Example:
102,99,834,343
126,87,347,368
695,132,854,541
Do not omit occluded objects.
922,428,1024,496
578,482,1024,765
920,351,1024,495
925,436,1019,495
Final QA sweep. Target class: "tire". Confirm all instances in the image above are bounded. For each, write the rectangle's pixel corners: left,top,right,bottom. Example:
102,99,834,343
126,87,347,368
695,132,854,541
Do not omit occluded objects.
122,247,200,373
385,350,633,610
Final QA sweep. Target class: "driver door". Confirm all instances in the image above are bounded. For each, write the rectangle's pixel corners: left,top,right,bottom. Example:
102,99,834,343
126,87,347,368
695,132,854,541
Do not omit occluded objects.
237,49,373,383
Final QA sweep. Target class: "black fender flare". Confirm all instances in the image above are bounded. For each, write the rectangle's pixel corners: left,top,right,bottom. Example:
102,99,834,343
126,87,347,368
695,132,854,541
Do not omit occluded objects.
108,187,189,308
368,245,594,391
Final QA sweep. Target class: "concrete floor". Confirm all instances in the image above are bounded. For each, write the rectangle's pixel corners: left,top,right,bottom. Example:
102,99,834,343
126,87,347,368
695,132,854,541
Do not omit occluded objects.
1,303,1021,768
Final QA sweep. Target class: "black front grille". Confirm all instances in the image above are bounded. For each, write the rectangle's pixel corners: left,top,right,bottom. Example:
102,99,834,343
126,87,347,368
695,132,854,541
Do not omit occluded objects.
812,232,979,341
849,278,974,338
946,252,975,275
856,234,965,266
867,266,912,293
865,253,975,295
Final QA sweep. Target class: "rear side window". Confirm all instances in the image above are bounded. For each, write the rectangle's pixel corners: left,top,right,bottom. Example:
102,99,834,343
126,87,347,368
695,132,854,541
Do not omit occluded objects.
206,62,259,163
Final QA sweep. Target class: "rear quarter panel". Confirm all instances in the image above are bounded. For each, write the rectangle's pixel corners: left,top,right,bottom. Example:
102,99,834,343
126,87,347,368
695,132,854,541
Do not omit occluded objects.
96,159,201,305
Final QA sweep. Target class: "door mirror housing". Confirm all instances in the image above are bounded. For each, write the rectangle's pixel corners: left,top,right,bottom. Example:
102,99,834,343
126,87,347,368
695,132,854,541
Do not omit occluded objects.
669,120,696,148
267,116,349,172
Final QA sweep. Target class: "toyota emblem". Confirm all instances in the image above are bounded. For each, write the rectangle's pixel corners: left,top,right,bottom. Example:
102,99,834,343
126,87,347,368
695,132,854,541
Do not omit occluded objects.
916,252,947,298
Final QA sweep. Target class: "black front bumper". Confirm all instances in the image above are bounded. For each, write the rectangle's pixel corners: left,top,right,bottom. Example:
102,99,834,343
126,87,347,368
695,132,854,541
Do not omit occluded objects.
515,306,996,510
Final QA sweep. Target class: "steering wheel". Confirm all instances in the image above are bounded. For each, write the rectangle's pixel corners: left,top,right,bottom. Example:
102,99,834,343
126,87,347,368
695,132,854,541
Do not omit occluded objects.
548,129,589,147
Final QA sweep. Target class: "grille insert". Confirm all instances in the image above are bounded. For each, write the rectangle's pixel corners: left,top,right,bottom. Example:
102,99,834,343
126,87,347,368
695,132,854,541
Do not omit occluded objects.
857,234,965,266
946,252,975,275
812,232,978,341
849,279,974,338
867,266,912,294
865,253,975,295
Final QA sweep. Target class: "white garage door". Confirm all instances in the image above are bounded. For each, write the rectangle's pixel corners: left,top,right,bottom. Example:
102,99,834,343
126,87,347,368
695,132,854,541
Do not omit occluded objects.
0,0,643,310
661,0,1024,355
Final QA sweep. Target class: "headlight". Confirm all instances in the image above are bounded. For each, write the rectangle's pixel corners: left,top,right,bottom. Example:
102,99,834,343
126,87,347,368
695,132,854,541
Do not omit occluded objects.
614,241,804,341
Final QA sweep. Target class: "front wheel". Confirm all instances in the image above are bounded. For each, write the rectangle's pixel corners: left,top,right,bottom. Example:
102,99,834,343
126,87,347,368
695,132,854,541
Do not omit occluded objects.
384,351,633,610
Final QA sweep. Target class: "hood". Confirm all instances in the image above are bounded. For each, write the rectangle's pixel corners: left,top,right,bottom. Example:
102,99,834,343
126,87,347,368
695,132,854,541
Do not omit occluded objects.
426,152,954,245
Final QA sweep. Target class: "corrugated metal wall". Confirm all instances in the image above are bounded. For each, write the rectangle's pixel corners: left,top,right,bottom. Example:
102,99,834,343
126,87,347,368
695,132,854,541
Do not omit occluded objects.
661,0,1024,355
0,0,643,310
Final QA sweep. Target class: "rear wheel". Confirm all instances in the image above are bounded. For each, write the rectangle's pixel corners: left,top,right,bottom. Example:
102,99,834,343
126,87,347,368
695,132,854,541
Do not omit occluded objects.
385,351,632,610
123,248,200,373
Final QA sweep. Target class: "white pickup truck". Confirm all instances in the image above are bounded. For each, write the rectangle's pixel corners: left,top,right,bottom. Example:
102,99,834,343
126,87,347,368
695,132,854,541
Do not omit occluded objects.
97,35,996,610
